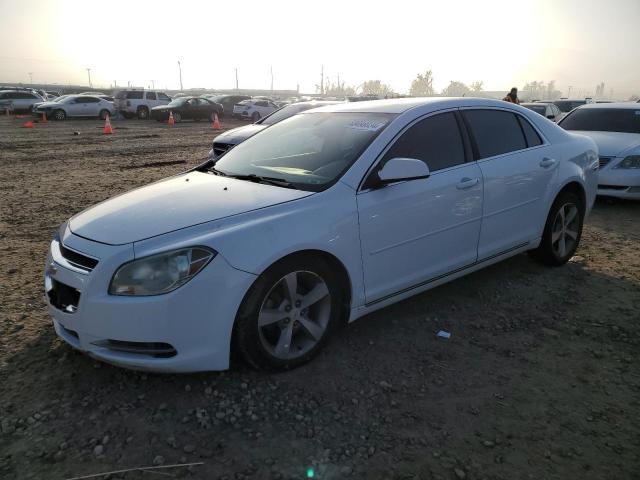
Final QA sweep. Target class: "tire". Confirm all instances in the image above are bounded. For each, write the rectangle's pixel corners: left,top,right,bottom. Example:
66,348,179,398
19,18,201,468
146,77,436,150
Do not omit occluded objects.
137,106,149,120
99,109,110,120
53,109,66,121
234,255,343,371
530,191,584,266
209,111,217,122
251,111,261,122
173,112,182,123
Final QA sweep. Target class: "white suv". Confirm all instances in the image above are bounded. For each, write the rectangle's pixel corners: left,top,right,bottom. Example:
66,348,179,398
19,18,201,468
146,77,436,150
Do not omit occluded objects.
114,90,171,119
232,98,279,121
0,90,45,113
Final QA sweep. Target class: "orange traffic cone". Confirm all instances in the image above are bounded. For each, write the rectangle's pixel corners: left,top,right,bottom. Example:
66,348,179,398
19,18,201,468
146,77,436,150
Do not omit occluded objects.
23,120,33,128
41,112,48,123
168,111,175,126
103,114,113,134
213,112,220,130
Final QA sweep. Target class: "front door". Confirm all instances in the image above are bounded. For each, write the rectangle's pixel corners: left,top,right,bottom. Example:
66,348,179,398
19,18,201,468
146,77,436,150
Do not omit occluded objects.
357,111,483,303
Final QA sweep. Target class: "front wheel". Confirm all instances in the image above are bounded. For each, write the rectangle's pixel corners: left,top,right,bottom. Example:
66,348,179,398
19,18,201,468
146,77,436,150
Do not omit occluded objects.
137,106,149,119
53,109,66,121
530,191,584,266
234,256,343,371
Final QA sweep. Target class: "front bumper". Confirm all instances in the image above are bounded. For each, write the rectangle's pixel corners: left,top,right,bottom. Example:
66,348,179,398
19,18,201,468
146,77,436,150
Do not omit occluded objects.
598,164,640,200
45,231,256,372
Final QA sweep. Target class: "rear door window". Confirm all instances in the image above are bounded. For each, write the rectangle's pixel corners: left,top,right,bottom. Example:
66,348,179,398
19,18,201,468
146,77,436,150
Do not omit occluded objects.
381,112,466,172
146,92,157,100
463,110,527,159
157,92,170,100
126,91,143,100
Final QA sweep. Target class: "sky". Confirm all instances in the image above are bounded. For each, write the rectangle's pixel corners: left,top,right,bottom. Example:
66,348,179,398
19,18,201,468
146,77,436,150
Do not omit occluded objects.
0,0,638,98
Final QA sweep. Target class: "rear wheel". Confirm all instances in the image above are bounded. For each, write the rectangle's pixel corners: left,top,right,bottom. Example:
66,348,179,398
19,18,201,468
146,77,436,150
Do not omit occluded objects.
530,191,584,266
173,112,182,123
137,106,149,120
234,256,343,371
209,111,218,122
251,111,260,122
53,109,66,121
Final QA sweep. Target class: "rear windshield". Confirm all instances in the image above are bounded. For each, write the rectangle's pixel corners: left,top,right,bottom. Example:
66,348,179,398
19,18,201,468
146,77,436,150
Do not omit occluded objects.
261,104,313,125
559,108,640,134
524,105,546,115
554,101,585,113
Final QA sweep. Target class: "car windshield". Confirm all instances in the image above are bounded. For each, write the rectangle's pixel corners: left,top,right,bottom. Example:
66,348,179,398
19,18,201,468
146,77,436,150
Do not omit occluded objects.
212,112,395,191
559,108,640,134
524,105,546,115
260,104,314,125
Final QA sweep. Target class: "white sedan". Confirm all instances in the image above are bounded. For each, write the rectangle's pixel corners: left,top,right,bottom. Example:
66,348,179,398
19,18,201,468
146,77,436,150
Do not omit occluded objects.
33,95,115,120
232,98,279,122
45,98,598,372
559,103,640,200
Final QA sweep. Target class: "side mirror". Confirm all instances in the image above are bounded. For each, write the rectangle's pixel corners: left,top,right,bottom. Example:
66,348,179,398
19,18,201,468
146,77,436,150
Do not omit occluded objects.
372,157,430,188
546,114,555,120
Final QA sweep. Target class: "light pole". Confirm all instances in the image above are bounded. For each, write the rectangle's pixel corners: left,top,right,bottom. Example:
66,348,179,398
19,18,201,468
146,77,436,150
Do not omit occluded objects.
270,66,273,92
235,68,238,90
28,72,33,84
568,85,572,97
151,80,155,90
177,61,183,91
86,68,92,88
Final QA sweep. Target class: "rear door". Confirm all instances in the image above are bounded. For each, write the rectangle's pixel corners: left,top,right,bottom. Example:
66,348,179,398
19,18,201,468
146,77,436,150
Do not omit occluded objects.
83,97,101,116
462,108,557,260
357,111,483,303
66,97,86,116
145,91,158,108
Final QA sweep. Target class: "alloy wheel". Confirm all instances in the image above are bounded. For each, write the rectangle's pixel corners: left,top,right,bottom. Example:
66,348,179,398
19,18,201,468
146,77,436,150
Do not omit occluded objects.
551,203,579,258
258,271,331,360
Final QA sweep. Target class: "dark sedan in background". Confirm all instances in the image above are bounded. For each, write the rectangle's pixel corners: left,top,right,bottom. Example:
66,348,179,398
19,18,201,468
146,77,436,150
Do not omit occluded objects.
151,97,223,122
203,94,251,118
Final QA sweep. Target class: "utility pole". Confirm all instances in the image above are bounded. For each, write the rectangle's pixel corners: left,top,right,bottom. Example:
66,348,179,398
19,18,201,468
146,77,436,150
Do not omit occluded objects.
177,61,183,91
235,68,239,90
114,80,117,88
270,66,273,92
151,79,155,89
567,85,572,97
28,72,33,84
320,65,324,96
86,68,92,88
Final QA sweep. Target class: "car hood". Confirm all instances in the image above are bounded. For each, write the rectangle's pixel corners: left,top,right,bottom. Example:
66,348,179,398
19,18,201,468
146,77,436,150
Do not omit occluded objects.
35,101,61,109
569,131,640,157
69,172,313,245
214,124,267,144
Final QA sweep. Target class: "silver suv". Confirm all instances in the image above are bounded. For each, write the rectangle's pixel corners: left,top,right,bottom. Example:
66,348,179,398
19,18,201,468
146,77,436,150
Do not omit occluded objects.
114,90,171,119
0,89,45,113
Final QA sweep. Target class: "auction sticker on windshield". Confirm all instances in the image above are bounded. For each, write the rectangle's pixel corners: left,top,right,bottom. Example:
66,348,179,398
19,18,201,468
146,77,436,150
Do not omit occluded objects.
347,119,387,131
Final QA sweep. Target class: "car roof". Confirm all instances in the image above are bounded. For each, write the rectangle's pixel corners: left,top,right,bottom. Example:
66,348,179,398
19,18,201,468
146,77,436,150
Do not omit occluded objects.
577,102,640,110
521,102,551,106
309,97,520,114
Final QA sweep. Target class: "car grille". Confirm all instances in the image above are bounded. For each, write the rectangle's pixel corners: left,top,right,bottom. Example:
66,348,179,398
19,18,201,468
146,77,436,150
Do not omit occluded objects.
212,142,234,157
47,278,81,313
59,244,99,272
598,157,612,168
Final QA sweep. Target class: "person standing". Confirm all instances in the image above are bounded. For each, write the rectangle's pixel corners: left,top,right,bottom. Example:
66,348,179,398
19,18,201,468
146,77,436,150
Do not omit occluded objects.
503,87,520,104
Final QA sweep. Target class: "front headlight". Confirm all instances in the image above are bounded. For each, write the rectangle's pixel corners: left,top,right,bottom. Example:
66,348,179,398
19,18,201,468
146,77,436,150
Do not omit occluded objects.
109,247,216,296
615,155,640,169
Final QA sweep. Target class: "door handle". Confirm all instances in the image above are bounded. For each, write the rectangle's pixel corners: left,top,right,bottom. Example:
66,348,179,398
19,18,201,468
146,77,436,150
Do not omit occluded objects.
456,177,479,190
540,157,557,168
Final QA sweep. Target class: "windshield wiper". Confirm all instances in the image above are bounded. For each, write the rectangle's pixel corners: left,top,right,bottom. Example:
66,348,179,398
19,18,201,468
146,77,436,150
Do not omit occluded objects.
226,173,295,189
206,165,227,176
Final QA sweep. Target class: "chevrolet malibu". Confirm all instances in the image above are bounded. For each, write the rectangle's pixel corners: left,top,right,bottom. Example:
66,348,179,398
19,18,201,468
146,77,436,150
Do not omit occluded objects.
45,98,598,372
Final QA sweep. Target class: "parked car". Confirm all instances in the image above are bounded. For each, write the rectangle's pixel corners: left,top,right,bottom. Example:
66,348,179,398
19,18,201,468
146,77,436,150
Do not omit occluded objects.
232,98,279,121
203,94,250,118
0,89,44,113
559,102,640,199
521,102,563,122
150,96,223,122
114,90,171,119
32,95,115,120
209,101,341,159
552,99,587,116
45,98,597,373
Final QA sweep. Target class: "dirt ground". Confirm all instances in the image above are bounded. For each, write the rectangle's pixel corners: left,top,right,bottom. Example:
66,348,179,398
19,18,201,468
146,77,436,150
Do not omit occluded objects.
0,115,639,480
